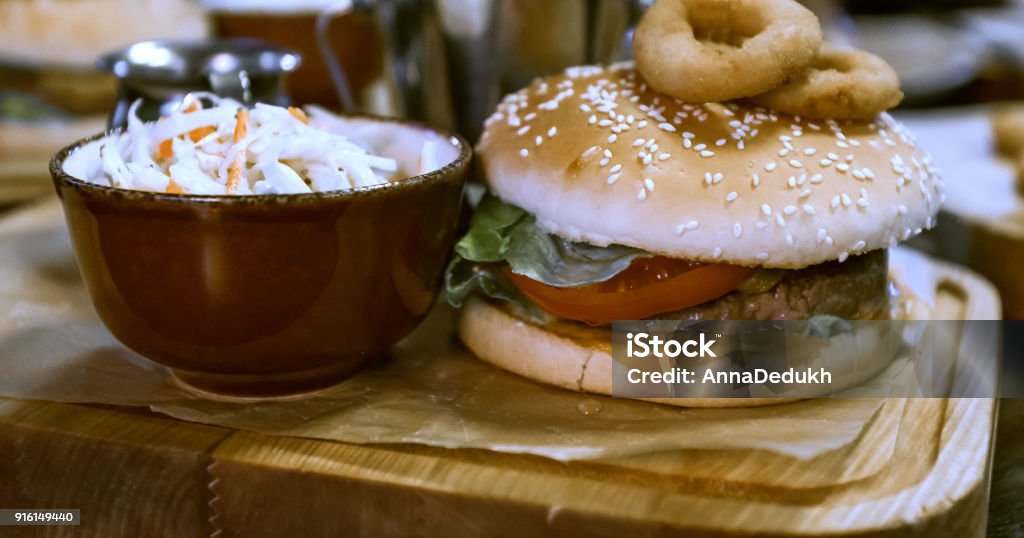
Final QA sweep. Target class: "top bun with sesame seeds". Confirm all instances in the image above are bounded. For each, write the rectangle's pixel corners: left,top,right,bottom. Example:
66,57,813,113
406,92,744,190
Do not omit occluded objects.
476,64,943,268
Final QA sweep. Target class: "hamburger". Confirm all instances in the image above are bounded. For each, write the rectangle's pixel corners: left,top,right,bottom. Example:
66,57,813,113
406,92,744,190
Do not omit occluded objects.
446,63,942,405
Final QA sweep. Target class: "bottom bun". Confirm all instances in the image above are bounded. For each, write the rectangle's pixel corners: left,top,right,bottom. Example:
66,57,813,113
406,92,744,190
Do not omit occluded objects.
457,277,926,408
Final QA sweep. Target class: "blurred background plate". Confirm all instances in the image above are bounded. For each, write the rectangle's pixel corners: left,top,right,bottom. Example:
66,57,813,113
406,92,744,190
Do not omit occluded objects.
854,15,989,106
0,108,106,206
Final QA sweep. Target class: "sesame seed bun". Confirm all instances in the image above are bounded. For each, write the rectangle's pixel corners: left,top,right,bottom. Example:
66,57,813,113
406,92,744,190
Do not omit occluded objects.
458,276,927,408
477,64,944,268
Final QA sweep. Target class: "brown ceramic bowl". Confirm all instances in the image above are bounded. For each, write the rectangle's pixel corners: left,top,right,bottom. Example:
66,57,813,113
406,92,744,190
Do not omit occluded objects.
50,117,469,398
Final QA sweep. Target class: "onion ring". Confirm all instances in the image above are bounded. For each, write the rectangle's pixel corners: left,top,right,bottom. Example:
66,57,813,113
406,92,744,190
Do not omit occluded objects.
746,43,903,120
633,0,823,103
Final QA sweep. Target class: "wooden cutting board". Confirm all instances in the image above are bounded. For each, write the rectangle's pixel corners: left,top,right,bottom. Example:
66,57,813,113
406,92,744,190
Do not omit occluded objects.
0,252,999,538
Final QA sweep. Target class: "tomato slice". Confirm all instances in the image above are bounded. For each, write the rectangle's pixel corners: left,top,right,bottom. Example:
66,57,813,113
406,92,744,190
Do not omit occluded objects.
505,257,755,325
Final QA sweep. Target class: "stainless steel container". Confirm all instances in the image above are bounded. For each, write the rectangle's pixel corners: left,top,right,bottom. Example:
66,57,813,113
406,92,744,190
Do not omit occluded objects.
98,38,301,129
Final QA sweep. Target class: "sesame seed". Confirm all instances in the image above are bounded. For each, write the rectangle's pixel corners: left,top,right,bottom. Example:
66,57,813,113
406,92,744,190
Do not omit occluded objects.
704,172,713,185
837,141,849,148
607,173,621,184
733,223,743,238
778,148,790,157
857,199,870,208
610,164,622,173
836,163,850,172
765,162,777,172
799,189,812,198
897,204,908,215
716,139,727,146
783,205,798,215
827,152,840,160
761,204,772,216
548,127,557,137
713,247,722,259
701,150,715,157
825,236,834,246
598,119,613,127
643,154,652,165
517,126,531,135
637,120,648,128
674,224,686,235
588,115,597,125
803,204,816,215
658,122,676,132
599,158,610,167
637,188,647,201
831,196,840,209
658,153,670,161
603,149,613,158
817,228,827,242
535,135,543,146
694,143,707,151
608,134,618,143
633,139,645,147
820,159,832,167
787,176,797,188
810,174,824,184
803,148,817,155
686,220,699,230
683,138,692,149
853,240,866,250
789,159,803,168
841,194,852,206
786,233,794,247
683,131,695,139
726,191,738,202
519,149,529,157
776,214,786,227
757,252,770,260
644,178,655,191
582,146,599,159
755,221,768,230
838,251,849,262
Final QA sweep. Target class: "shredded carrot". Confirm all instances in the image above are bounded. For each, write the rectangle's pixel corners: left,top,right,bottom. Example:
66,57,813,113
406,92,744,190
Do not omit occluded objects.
288,106,309,124
165,179,184,194
188,125,217,142
156,100,215,159
226,107,249,194
158,138,174,160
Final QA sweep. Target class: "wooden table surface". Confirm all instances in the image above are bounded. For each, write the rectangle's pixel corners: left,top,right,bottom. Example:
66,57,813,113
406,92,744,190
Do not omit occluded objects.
990,398,1024,537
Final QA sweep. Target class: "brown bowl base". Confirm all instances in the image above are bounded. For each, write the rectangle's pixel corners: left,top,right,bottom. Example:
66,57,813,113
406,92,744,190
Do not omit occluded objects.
170,356,371,401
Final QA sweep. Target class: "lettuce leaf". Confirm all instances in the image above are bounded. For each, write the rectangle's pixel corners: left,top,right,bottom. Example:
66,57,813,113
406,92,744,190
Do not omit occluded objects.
445,195,648,307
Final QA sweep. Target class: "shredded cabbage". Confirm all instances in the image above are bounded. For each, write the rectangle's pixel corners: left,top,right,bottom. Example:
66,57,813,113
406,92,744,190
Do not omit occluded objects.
77,96,410,195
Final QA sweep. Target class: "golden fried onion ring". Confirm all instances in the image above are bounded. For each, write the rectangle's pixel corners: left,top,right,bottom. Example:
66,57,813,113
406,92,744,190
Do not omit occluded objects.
747,44,903,120
633,0,823,103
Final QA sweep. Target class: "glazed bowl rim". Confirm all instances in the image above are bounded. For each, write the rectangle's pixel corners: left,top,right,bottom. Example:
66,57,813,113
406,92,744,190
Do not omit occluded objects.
49,113,472,205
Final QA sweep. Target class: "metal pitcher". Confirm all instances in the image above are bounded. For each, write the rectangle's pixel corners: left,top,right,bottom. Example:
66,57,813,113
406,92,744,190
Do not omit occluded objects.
98,38,301,129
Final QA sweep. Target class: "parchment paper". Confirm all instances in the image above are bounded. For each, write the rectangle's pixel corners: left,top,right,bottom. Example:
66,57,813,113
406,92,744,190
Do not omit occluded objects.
0,199,886,461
